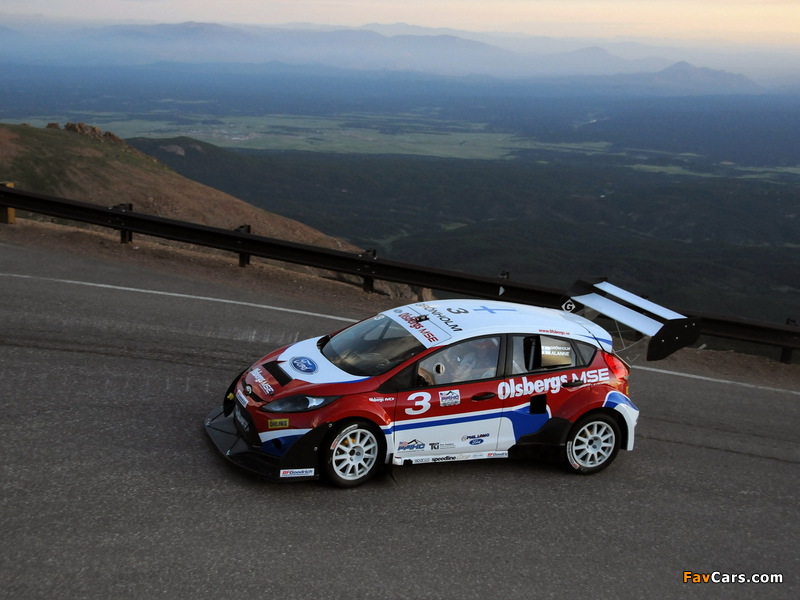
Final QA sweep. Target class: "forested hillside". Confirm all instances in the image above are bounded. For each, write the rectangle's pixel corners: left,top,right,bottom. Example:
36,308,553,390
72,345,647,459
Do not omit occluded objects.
129,137,799,324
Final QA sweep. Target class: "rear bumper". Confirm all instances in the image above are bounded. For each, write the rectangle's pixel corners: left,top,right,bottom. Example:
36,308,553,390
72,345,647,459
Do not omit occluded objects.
204,406,322,481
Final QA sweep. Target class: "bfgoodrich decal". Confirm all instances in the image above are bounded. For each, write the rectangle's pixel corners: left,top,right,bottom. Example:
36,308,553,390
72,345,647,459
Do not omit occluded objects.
279,468,315,478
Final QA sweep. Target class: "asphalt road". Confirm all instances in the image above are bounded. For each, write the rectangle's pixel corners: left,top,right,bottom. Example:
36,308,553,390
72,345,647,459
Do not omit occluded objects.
1,238,798,600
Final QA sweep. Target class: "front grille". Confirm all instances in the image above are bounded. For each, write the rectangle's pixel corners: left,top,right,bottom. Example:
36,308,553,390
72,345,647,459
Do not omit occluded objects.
263,361,293,386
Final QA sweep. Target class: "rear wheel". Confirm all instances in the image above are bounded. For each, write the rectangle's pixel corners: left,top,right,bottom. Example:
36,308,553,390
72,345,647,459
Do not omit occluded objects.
324,421,385,488
564,414,620,474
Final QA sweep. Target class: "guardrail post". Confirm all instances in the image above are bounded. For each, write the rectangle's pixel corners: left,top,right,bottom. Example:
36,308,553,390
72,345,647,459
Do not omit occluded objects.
235,225,251,267
0,182,15,224
782,318,798,364
359,249,377,293
780,347,794,364
111,203,133,243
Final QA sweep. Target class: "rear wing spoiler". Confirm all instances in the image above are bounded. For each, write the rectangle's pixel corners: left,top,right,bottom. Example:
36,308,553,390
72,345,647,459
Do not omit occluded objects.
564,279,701,361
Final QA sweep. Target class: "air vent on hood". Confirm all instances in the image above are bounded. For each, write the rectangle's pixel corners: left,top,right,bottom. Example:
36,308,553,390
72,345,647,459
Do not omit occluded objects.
263,361,293,386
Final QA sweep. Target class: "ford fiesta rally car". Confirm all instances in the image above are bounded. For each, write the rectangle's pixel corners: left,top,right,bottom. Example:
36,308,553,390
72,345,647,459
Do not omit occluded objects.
205,280,699,487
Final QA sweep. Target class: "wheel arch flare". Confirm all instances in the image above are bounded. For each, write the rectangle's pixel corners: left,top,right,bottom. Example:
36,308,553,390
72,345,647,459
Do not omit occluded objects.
602,391,639,451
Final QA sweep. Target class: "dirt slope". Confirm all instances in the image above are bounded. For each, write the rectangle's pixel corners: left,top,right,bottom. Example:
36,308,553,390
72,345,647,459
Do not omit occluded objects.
0,122,358,252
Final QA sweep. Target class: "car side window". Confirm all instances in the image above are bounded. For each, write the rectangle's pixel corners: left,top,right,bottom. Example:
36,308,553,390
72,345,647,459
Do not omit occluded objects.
510,335,589,374
417,336,501,386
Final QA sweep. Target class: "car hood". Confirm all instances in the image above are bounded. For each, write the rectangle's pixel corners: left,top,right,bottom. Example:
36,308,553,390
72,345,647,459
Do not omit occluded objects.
275,336,369,386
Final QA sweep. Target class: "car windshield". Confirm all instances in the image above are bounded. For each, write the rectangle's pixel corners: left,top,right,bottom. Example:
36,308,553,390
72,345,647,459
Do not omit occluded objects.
321,314,425,377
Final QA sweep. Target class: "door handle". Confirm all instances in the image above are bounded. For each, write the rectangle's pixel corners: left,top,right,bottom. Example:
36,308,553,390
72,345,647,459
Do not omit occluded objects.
471,392,496,401
562,380,584,388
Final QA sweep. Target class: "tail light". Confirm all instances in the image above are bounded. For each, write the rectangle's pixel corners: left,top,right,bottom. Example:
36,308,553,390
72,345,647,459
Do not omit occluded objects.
603,352,630,394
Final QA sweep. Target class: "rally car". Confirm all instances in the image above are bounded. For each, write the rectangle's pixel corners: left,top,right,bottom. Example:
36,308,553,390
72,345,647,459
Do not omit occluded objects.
204,280,699,487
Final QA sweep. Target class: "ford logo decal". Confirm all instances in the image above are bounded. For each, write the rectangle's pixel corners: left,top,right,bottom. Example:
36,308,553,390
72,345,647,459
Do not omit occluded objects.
469,439,484,445
290,357,318,374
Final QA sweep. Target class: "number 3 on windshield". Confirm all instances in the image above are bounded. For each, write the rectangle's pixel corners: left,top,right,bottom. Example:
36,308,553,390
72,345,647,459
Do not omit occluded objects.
405,391,432,415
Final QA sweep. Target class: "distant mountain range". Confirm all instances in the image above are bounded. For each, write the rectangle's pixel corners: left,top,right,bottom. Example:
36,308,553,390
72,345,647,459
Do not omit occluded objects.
0,18,796,91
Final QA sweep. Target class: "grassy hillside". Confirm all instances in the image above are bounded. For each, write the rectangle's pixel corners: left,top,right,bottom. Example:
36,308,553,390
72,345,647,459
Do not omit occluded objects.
0,123,357,251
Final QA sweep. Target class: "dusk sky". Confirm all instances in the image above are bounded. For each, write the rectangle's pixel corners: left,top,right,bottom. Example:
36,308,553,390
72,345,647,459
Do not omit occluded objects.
4,0,799,46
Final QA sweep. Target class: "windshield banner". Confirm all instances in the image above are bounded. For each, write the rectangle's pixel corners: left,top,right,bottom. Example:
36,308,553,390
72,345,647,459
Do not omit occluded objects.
385,307,453,348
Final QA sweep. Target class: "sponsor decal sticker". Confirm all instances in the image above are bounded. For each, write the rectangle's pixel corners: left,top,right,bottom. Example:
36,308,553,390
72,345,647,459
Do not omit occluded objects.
416,303,465,332
542,343,572,357
398,439,426,452
498,375,568,398
268,419,289,429
395,311,441,343
249,369,275,394
469,439,484,445
497,369,610,399
571,368,610,384
279,468,315,478
236,389,248,408
462,433,490,441
431,455,457,463
290,357,318,374
429,442,456,450
539,328,570,336
438,390,461,407
369,396,394,403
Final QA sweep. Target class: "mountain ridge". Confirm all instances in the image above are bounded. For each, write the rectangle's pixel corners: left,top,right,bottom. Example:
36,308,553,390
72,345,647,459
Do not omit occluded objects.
0,19,781,89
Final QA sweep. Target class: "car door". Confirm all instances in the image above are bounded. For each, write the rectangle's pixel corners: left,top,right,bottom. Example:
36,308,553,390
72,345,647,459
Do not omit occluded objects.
497,334,594,450
392,336,505,462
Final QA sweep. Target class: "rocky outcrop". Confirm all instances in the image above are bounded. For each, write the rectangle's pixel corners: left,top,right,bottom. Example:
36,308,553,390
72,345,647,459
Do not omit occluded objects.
63,122,126,145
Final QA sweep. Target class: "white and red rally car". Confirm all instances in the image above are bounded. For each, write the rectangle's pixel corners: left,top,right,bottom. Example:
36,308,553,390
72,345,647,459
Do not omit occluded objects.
205,280,698,487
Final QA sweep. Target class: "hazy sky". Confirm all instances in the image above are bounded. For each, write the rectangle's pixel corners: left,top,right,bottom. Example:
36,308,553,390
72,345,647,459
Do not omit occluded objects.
4,0,799,46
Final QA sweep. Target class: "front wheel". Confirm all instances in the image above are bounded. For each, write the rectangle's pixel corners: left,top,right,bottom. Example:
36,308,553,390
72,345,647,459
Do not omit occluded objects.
323,421,385,488
564,414,620,474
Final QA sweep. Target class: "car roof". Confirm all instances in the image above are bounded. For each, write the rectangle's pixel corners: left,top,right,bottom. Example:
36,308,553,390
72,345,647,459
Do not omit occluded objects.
382,299,612,351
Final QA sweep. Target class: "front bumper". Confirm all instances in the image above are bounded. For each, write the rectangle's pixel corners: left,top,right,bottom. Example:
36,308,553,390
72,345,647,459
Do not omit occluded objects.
204,406,326,481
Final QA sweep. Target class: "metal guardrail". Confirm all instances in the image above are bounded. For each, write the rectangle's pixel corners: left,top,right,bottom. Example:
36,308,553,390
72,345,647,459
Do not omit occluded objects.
2,185,798,363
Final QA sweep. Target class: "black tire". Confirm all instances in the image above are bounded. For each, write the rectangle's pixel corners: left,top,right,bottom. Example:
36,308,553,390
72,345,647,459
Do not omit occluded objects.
564,413,621,474
323,421,385,488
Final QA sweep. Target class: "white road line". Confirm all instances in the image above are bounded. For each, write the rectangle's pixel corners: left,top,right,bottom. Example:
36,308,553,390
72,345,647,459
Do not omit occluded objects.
633,365,799,396
0,273,358,323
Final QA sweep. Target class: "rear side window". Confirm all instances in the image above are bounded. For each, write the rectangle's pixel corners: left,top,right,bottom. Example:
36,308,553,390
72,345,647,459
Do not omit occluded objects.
510,335,596,375
540,336,574,368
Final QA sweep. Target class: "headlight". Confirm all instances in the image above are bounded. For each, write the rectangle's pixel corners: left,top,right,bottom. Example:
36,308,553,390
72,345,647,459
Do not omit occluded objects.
259,395,339,413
